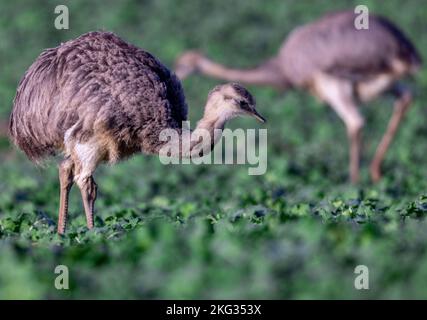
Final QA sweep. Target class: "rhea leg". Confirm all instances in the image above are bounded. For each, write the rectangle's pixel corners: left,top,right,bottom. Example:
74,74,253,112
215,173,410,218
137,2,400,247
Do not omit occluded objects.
370,85,412,182
334,102,364,184
57,158,74,234
76,174,97,229
71,140,101,230
347,118,364,184
313,74,364,183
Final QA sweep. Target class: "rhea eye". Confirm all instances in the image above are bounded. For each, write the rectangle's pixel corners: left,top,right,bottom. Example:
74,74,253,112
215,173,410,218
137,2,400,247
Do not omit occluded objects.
239,100,250,110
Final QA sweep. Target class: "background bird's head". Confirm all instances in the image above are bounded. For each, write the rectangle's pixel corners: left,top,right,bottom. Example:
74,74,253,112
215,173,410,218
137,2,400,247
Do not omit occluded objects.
174,50,205,79
205,83,266,123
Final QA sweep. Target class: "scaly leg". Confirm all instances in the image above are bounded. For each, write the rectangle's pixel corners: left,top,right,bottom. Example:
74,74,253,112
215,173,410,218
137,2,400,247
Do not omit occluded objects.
70,138,101,230
348,123,364,184
57,158,74,234
370,85,412,182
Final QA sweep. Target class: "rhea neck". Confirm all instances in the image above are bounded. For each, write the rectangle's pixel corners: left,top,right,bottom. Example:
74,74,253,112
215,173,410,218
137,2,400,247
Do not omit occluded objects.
158,97,232,159
190,97,231,151
195,55,289,90
195,102,229,134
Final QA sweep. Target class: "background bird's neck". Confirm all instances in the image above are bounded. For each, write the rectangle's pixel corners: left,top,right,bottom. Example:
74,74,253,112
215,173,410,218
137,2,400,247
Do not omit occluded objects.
197,56,288,90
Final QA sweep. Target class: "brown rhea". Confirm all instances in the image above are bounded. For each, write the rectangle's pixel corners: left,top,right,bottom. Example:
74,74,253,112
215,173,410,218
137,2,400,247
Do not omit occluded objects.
9,31,265,234
175,10,422,183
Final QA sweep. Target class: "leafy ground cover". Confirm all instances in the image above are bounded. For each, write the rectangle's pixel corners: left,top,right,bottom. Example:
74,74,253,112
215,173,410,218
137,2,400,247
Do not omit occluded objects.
1,0,427,299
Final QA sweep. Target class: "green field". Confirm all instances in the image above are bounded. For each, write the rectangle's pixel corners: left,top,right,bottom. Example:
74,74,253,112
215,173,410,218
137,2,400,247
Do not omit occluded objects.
1,0,427,299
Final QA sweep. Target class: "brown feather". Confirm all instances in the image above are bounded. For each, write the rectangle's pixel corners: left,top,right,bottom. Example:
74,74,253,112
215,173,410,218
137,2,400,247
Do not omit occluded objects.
9,31,188,163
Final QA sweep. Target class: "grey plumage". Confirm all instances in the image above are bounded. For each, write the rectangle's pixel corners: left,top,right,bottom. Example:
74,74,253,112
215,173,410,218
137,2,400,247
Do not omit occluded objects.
176,11,421,89
10,31,188,163
278,11,421,87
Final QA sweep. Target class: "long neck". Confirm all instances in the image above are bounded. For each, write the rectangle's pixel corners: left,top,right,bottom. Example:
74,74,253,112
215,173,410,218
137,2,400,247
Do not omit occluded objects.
197,56,287,89
157,104,227,159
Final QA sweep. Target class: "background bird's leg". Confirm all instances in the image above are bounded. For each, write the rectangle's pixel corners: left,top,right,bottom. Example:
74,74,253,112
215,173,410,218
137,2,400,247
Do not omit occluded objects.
57,158,74,234
76,175,97,230
350,123,363,183
313,74,364,183
370,84,412,182
337,103,364,184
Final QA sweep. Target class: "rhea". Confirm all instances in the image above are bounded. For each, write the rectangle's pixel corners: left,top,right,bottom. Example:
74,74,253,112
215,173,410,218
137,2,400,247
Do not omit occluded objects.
9,31,265,234
175,10,422,183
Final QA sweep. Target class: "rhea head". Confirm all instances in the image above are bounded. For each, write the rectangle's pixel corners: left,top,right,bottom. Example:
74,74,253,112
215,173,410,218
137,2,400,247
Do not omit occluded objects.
203,83,266,124
175,50,205,80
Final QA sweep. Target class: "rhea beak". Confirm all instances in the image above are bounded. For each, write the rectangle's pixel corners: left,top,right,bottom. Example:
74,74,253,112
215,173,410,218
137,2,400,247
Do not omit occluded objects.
250,109,267,123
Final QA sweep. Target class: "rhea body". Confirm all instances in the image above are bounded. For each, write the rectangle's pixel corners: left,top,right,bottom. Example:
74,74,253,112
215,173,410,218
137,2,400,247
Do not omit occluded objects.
175,11,422,183
9,32,265,234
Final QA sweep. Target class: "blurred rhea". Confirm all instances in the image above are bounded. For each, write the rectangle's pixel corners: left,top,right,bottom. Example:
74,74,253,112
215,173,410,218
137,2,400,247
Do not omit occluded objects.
175,10,422,183
8,32,265,234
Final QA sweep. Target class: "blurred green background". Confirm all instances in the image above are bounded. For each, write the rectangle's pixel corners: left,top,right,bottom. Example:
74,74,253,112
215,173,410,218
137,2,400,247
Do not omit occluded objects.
1,0,427,299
